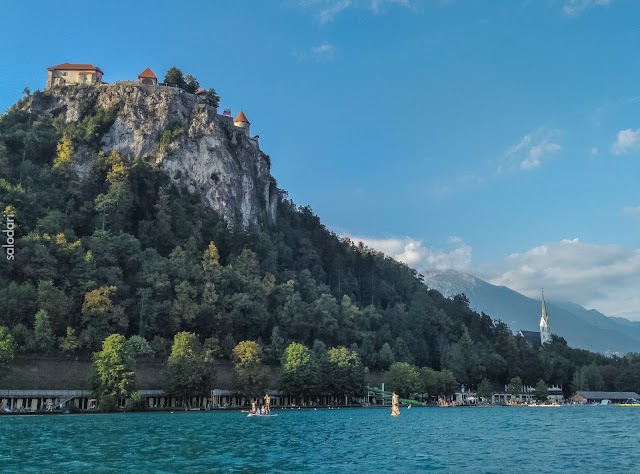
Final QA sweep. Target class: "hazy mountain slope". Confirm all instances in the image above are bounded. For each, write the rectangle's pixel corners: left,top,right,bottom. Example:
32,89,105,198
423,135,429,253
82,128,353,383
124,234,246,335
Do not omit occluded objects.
423,270,640,354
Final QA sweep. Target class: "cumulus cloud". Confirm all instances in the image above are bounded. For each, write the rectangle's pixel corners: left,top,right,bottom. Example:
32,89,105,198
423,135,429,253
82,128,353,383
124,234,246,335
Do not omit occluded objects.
349,235,472,273
563,0,611,16
500,128,562,172
482,238,640,318
612,128,640,155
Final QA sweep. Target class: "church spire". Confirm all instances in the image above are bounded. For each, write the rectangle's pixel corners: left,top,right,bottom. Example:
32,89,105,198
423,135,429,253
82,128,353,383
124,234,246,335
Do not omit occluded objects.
540,289,551,344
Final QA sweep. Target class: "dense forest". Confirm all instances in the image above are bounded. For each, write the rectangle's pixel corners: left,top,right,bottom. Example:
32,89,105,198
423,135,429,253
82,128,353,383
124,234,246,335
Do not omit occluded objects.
1,86,640,402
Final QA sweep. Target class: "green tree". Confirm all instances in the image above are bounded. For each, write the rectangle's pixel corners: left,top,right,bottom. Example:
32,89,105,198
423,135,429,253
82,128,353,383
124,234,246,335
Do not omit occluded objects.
280,342,316,401
387,362,420,398
476,378,493,403
94,151,133,232
59,327,78,354
535,379,548,402
0,326,16,380
126,335,155,358
81,286,127,347
507,376,523,402
166,332,216,402
319,347,365,402
378,343,395,370
202,88,220,108
32,309,54,354
183,75,200,94
164,66,185,88
232,340,267,397
90,334,136,409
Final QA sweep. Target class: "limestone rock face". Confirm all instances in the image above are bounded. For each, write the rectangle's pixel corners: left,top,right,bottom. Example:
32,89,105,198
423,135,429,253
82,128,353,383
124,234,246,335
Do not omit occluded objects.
33,83,277,229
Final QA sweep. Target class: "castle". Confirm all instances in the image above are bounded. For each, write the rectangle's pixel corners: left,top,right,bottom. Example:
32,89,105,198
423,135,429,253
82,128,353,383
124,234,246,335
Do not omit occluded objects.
45,63,255,140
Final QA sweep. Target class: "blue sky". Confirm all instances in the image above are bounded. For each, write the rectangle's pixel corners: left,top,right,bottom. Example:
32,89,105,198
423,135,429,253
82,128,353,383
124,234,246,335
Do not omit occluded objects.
2,0,640,318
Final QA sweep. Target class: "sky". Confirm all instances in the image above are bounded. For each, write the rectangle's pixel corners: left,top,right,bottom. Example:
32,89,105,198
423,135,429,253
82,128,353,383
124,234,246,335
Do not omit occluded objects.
1,0,640,319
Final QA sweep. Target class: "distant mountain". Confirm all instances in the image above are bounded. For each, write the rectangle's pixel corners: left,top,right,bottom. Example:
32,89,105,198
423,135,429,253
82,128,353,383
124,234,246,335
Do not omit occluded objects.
423,269,640,355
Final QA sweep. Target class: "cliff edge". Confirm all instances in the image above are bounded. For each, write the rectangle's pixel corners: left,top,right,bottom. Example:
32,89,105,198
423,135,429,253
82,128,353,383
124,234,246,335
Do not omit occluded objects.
31,83,278,229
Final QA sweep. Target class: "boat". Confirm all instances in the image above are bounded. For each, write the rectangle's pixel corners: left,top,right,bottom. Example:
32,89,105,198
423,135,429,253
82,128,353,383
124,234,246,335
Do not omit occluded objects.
247,412,278,417
620,398,640,407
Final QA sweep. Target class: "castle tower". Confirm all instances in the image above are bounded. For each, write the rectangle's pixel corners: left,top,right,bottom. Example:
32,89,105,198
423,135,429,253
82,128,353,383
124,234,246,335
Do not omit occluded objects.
234,111,250,136
540,289,551,344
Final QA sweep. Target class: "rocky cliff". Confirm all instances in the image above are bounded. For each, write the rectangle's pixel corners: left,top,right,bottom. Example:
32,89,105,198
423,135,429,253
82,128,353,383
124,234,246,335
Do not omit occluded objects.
31,83,278,229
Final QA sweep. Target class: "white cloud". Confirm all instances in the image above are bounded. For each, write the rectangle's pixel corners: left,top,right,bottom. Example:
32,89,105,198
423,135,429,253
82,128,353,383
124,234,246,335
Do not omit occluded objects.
348,235,472,273
563,0,611,16
482,238,640,318
622,206,640,217
612,128,640,155
318,0,352,23
311,41,335,61
590,147,599,157
500,128,562,172
295,0,414,23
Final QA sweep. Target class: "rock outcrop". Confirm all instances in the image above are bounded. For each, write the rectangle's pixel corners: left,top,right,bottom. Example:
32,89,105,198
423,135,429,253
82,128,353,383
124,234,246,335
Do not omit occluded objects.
32,83,278,229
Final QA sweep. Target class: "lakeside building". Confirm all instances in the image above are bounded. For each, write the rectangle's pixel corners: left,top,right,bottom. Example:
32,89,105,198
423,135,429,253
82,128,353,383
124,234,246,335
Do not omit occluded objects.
46,63,104,88
492,385,564,405
2,388,361,413
570,391,640,404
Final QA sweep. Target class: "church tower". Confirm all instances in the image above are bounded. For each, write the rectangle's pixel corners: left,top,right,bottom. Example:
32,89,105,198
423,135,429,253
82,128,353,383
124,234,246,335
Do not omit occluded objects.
540,289,551,344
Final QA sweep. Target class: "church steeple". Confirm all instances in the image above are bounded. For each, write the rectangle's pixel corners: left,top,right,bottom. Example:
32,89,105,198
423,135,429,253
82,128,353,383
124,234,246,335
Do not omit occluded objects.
540,289,551,344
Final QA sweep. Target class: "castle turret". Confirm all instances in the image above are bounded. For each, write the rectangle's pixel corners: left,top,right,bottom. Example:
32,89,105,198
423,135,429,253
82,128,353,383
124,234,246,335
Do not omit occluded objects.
234,111,250,136
540,289,551,344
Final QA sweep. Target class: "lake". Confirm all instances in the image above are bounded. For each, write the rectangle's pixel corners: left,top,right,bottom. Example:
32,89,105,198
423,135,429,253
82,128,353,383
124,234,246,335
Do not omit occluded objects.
0,406,638,473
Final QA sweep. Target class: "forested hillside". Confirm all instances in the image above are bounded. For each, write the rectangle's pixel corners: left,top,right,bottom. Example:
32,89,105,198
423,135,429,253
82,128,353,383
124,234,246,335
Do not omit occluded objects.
1,86,640,399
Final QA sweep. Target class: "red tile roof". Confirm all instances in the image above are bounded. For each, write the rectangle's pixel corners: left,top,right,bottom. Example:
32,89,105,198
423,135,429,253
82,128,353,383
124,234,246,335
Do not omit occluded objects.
194,88,206,95
48,63,103,74
138,67,157,79
234,111,250,124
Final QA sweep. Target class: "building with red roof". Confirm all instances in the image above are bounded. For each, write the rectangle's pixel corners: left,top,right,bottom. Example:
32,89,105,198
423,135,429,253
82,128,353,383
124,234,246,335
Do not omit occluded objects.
46,63,103,88
138,67,157,85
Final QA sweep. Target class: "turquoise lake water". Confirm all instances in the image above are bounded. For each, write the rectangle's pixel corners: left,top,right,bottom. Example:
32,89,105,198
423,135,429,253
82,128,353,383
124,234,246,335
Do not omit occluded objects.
1,406,639,473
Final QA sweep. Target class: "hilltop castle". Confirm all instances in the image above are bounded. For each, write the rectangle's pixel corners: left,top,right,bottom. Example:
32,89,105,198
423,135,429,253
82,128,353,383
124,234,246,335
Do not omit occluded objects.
45,63,256,140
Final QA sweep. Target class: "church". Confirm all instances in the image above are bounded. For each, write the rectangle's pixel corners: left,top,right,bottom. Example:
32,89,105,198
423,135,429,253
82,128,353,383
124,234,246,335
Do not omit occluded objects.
518,290,552,345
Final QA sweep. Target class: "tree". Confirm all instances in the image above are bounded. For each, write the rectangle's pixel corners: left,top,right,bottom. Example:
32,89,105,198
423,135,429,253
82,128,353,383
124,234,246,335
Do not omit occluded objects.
126,335,155,358
319,347,365,402
94,151,132,232
81,286,127,347
166,332,216,402
378,343,395,370
203,88,220,108
476,378,493,403
59,327,78,354
387,362,420,398
183,75,199,94
232,340,267,397
90,334,136,409
280,342,316,401
0,326,16,380
53,135,74,170
32,309,54,354
164,66,185,88
507,376,523,402
535,379,548,402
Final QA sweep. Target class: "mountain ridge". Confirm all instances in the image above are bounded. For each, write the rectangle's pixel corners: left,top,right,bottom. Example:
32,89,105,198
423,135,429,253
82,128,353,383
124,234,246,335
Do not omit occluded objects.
423,269,640,354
